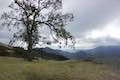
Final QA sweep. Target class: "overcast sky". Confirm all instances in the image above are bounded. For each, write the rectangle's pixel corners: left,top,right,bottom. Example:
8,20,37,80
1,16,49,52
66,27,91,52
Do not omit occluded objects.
0,0,120,49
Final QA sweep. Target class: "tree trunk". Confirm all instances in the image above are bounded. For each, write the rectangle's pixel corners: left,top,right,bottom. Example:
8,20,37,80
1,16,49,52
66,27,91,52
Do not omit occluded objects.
27,33,33,61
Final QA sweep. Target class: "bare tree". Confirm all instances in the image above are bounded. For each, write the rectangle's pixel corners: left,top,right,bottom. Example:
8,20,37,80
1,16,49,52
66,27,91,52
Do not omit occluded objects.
0,0,74,61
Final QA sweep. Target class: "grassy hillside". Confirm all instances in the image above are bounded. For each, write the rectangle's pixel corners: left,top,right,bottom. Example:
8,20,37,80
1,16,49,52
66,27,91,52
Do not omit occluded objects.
0,43,68,60
0,57,120,80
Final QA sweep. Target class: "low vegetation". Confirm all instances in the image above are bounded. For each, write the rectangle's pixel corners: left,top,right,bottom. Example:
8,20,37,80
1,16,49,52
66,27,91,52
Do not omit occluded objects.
0,57,120,80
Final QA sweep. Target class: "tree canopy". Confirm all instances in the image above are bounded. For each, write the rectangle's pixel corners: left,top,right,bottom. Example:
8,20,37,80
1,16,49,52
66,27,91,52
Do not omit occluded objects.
0,0,75,60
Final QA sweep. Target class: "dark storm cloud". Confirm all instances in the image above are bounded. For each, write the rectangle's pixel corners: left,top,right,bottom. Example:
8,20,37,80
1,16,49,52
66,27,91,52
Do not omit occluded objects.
64,0,120,37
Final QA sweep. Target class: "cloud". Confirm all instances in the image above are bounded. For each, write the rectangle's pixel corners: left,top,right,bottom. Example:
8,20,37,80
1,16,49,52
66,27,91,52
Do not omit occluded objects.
0,0,120,49
74,18,120,49
63,0,120,37
75,36,120,49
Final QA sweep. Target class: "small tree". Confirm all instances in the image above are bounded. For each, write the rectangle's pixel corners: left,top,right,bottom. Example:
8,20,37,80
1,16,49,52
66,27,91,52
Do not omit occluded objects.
0,0,74,61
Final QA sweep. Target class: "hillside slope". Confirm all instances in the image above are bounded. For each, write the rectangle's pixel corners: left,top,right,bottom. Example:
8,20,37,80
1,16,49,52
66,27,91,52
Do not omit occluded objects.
0,42,68,60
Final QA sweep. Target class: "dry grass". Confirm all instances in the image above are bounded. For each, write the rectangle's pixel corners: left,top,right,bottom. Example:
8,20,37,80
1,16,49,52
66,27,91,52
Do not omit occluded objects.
0,57,119,80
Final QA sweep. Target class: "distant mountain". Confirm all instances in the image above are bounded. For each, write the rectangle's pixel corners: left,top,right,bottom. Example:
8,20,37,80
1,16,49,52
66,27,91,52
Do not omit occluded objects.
83,46,120,66
33,47,69,60
34,47,92,60
0,43,69,60
0,42,92,60
86,46,120,58
63,46,120,61
1,41,120,62
70,51,92,60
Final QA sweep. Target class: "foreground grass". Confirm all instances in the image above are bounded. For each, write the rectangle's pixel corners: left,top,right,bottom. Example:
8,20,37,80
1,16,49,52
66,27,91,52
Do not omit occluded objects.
0,57,120,80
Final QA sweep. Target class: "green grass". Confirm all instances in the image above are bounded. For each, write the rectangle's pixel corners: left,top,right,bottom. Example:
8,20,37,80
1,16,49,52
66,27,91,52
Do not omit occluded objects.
0,57,120,80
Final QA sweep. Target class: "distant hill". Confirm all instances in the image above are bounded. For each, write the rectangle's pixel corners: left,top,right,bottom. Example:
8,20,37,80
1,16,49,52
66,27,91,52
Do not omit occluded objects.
0,42,92,60
86,46,120,58
36,47,72,58
0,42,27,57
59,45,120,60
84,46,120,66
34,47,69,60
34,47,92,60
1,42,120,62
70,51,92,60
0,43,69,60
0,42,14,56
